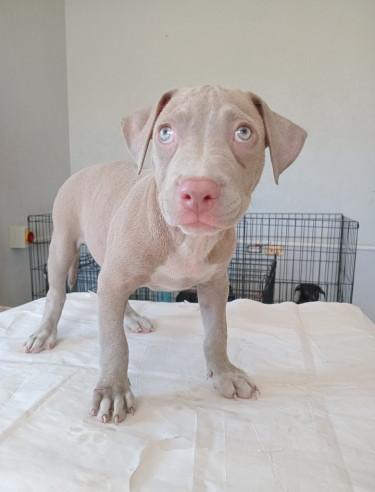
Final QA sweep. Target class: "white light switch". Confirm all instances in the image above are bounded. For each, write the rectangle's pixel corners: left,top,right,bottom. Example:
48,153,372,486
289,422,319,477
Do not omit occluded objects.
10,226,28,248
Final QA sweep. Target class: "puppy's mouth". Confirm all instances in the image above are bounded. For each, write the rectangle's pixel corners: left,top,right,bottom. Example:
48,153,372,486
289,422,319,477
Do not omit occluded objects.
177,221,223,236
159,188,243,234
174,209,239,235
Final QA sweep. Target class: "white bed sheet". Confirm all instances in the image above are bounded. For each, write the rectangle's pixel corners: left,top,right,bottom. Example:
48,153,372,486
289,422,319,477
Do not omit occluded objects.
0,293,374,491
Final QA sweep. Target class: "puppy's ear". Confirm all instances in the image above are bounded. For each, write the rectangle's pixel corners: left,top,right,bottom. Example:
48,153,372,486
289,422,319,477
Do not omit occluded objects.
293,284,302,303
121,90,177,174
250,93,307,184
319,287,326,297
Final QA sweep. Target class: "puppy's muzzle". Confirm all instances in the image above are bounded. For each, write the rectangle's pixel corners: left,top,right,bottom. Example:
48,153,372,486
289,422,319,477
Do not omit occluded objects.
176,178,222,232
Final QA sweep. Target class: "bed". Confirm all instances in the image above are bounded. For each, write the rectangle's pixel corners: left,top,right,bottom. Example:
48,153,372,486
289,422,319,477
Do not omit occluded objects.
1,293,374,491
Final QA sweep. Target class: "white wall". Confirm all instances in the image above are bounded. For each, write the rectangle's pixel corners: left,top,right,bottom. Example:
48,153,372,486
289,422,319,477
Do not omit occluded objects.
0,0,70,306
65,0,375,319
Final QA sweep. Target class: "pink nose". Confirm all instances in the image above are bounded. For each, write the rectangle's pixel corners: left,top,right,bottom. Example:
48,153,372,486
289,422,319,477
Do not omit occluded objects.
178,178,220,212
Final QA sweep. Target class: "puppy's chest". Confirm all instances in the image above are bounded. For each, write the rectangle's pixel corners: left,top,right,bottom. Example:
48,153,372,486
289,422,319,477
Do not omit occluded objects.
147,241,219,291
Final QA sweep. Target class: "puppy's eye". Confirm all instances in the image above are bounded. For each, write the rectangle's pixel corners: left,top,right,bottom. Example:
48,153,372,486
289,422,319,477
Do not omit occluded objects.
159,126,174,143
235,126,252,142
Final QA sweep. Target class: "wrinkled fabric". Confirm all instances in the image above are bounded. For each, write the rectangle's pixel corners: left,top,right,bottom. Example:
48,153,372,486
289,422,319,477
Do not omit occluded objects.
0,293,374,491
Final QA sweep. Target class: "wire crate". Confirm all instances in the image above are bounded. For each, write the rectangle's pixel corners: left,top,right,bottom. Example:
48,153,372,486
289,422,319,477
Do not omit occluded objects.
28,214,52,299
28,213,358,304
228,257,276,304
236,213,359,303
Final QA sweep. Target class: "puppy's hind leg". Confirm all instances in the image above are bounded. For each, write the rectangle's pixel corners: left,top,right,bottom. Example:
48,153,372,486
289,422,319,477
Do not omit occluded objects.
25,235,80,353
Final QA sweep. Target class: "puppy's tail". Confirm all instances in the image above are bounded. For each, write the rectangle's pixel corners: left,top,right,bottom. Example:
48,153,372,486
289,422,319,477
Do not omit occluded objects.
67,251,80,290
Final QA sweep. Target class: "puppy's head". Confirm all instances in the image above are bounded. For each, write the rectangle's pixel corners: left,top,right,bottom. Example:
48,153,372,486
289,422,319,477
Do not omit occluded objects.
294,283,326,304
122,86,307,236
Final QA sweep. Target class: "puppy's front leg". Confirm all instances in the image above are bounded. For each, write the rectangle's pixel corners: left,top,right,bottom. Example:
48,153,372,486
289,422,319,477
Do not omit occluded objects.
197,272,259,399
91,273,134,424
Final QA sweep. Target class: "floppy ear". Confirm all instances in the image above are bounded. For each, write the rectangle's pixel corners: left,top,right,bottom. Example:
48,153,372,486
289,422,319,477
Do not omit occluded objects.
121,90,177,174
250,93,307,184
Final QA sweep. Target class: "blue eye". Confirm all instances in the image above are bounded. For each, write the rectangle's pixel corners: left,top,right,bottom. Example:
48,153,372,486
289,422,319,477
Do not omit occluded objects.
159,126,174,143
235,126,252,141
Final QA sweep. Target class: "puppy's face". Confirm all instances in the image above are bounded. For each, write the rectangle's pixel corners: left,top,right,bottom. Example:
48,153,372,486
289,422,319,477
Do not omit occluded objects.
152,86,266,236
122,85,307,237
304,287,321,302
295,284,325,303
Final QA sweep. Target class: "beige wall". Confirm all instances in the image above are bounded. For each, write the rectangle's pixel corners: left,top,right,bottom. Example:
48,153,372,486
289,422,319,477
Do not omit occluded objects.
0,0,70,306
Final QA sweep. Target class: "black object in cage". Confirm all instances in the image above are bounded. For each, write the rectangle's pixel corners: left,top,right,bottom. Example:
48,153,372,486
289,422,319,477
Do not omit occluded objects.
28,213,358,304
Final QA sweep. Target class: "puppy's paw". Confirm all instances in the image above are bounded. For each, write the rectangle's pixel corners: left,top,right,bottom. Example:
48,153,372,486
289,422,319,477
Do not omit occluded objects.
24,327,57,353
124,310,153,333
212,368,259,400
91,382,135,424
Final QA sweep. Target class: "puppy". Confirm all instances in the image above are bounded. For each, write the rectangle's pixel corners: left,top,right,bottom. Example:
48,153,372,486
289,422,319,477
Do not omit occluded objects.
294,283,326,304
25,86,307,423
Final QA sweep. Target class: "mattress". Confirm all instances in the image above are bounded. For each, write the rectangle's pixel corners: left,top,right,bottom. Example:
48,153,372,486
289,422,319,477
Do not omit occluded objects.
1,293,374,491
